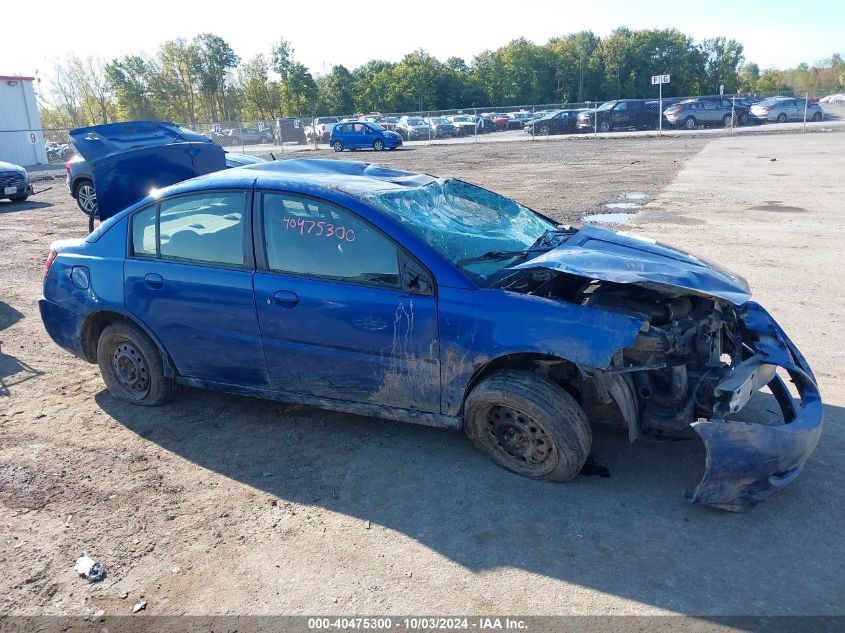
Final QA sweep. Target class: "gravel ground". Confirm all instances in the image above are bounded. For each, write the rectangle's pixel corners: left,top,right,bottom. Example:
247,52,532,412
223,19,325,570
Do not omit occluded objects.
0,132,842,619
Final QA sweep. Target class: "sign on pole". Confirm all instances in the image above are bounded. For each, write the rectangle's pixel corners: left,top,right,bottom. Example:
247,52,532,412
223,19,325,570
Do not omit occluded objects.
652,74,670,133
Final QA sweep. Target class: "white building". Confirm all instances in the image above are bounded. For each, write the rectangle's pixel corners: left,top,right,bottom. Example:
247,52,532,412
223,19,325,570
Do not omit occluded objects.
0,76,48,166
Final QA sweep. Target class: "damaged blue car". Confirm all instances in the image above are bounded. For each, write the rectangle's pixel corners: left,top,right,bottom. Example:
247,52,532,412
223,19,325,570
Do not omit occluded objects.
39,145,822,510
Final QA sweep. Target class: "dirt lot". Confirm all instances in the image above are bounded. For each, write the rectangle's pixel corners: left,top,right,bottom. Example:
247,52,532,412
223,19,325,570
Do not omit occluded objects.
1,133,843,618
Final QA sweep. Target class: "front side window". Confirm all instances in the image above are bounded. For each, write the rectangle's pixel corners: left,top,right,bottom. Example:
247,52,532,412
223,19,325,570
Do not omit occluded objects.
131,191,246,267
262,193,400,289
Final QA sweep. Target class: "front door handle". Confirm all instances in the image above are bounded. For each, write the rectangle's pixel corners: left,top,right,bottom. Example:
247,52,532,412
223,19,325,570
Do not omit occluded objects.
270,290,299,308
144,273,164,289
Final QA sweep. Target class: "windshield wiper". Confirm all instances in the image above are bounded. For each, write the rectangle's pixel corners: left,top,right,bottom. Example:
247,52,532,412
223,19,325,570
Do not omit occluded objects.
456,228,573,268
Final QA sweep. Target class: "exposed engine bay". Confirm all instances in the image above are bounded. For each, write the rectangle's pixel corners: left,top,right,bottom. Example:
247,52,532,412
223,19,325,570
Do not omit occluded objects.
498,269,766,440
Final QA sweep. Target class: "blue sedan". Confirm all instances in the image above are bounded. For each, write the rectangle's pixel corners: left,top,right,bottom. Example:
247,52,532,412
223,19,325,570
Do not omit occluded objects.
39,159,822,510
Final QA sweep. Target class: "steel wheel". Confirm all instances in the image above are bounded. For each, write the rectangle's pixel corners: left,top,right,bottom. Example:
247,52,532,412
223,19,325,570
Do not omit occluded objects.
481,404,557,475
76,182,97,215
111,340,151,401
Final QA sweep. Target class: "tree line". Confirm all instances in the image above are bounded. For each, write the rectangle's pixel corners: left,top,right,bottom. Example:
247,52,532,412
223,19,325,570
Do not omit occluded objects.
38,29,845,129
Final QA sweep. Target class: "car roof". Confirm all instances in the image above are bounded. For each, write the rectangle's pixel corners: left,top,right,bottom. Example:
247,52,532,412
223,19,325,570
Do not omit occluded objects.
167,159,437,198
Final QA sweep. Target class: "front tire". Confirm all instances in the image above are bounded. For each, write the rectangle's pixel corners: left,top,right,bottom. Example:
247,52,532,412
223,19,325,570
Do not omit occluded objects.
8,194,29,202
599,120,611,133
464,370,591,482
812,112,822,122
373,139,385,151
539,124,551,136
722,113,733,127
333,141,344,152
97,322,177,406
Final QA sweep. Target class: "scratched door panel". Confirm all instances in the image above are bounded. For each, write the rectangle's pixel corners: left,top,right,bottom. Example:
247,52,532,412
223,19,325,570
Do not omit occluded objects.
254,273,440,412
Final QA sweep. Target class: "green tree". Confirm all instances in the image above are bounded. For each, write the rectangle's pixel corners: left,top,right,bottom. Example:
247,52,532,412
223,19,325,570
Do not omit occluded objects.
699,37,744,94
193,33,240,121
106,55,158,120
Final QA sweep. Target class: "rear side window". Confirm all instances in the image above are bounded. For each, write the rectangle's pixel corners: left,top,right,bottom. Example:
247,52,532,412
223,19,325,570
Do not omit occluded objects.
262,193,400,289
159,193,246,267
130,191,247,268
132,206,157,257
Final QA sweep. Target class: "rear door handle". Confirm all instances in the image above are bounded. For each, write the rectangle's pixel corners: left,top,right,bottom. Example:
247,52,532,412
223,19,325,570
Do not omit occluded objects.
270,290,298,308
144,273,164,289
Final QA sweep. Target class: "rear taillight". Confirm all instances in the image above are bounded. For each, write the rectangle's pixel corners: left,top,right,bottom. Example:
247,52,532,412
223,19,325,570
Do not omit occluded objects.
765,106,775,111
43,249,57,278
667,108,682,115
65,162,71,174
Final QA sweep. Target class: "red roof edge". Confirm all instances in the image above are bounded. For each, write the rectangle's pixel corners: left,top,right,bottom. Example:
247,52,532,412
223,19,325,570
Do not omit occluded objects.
0,76,36,81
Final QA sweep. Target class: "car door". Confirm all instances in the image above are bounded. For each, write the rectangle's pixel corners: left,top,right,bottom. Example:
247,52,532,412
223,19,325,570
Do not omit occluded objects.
252,191,441,412
613,101,629,128
358,123,377,147
125,190,270,387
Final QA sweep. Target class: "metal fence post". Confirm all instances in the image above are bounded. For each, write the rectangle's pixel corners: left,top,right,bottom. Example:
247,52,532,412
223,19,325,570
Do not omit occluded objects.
803,92,809,132
731,96,736,135
531,106,535,140
428,111,432,145
594,103,598,136
474,109,478,143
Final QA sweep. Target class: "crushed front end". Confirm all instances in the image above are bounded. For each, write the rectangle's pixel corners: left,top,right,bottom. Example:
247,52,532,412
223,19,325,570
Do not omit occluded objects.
501,226,823,509
604,291,823,510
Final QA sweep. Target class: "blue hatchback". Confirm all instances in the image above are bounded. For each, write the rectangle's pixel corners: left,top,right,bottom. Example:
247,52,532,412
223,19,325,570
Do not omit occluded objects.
39,158,822,510
328,121,402,152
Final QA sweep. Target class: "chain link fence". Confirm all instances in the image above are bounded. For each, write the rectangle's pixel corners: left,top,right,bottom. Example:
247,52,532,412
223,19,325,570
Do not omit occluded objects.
32,89,845,166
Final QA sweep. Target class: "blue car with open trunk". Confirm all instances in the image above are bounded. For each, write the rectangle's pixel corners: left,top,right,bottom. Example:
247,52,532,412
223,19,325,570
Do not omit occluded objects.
39,125,823,510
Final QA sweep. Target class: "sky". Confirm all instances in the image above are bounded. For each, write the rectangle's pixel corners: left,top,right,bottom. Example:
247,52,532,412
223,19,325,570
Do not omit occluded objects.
2,0,843,83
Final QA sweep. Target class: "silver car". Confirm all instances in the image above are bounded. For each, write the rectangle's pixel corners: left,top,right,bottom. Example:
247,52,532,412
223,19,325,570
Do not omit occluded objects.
750,97,824,123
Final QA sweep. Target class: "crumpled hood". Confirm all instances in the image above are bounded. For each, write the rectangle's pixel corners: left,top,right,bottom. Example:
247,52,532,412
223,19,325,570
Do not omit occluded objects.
70,121,226,221
510,225,751,305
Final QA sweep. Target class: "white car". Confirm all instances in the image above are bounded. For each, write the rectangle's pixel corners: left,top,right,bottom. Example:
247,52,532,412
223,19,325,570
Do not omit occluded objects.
749,97,824,123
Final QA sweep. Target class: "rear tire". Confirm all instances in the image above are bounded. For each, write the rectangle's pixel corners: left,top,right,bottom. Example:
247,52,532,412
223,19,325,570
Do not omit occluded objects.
74,180,97,216
722,113,733,127
463,370,591,482
776,113,787,123
333,141,344,152
811,112,822,122
96,321,177,406
684,117,697,130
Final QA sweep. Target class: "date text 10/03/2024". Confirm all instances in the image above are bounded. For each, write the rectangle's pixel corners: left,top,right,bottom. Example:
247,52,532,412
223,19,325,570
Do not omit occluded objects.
307,617,529,630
